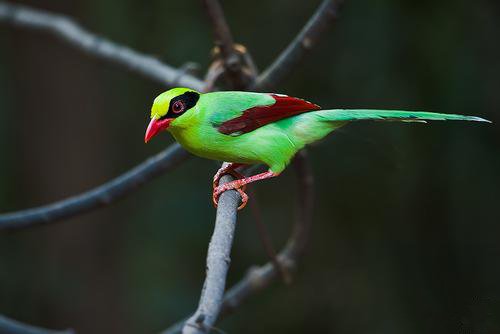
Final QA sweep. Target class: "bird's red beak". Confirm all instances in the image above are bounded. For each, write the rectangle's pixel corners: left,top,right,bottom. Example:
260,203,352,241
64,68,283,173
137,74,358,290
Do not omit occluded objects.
144,118,173,143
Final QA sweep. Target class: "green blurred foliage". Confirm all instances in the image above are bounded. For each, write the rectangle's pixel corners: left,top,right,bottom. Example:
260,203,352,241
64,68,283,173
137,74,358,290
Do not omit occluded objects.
0,0,499,333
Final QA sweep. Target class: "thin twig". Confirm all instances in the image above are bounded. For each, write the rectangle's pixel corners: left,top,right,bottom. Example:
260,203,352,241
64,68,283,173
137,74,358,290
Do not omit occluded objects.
202,0,249,89
0,1,205,91
0,144,190,230
254,0,343,91
161,151,314,334
0,315,74,334
181,166,241,334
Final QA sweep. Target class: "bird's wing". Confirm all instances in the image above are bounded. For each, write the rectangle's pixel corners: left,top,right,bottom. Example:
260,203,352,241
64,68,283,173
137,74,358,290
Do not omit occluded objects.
216,94,321,136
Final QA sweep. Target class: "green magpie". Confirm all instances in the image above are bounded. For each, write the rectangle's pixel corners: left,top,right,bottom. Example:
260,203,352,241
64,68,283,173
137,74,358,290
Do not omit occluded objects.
145,87,490,209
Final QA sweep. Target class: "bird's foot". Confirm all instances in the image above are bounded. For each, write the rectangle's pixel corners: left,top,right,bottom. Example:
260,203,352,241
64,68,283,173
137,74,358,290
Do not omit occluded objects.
212,170,248,210
212,163,245,189
212,167,279,210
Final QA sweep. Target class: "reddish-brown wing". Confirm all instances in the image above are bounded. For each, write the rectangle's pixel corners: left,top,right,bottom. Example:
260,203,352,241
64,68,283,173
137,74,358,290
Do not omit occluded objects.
217,94,321,135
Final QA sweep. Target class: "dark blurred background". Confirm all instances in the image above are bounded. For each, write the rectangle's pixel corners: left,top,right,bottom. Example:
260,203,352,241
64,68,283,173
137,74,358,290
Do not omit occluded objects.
1,0,499,333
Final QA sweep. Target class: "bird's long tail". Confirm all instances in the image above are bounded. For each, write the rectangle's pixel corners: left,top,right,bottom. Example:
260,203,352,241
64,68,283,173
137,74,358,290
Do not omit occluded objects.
288,109,490,153
317,109,491,123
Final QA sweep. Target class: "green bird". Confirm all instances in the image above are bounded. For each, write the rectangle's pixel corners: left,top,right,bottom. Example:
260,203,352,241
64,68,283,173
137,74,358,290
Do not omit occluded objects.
145,87,489,209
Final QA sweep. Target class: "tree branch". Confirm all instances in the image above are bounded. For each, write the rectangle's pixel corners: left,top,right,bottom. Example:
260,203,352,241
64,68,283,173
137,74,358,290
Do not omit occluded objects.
0,144,190,230
254,0,343,91
0,1,205,91
0,314,74,334
202,0,252,89
203,0,237,66
181,167,241,334
162,151,314,334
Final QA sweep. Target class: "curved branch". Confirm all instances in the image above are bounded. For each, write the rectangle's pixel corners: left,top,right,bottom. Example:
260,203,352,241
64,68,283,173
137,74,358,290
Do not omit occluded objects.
162,151,314,333
0,315,74,334
254,0,343,91
0,144,190,230
0,1,205,91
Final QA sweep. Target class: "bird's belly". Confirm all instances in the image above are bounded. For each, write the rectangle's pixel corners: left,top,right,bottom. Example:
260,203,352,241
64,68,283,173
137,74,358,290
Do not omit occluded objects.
184,144,261,165
171,128,262,164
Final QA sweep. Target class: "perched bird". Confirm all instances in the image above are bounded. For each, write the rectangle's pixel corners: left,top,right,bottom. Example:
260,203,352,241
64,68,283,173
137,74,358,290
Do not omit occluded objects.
145,87,489,209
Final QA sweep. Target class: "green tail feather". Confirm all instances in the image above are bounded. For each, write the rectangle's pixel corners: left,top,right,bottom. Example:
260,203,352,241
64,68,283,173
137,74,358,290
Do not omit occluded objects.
320,109,491,123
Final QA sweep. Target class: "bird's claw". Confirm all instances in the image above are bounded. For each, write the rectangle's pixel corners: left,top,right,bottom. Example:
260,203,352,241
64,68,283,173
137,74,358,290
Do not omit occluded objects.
212,169,248,210
212,186,248,210
213,166,244,189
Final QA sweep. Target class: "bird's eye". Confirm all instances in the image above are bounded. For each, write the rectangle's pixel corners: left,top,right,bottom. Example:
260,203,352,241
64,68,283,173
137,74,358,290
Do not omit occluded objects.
172,100,185,114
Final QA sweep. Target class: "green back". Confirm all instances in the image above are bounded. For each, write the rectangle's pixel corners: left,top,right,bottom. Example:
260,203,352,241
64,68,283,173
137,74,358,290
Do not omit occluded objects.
202,91,275,125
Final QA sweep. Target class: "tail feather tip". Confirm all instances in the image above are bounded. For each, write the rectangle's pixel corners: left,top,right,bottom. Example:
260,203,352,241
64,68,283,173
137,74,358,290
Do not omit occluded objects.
469,116,492,123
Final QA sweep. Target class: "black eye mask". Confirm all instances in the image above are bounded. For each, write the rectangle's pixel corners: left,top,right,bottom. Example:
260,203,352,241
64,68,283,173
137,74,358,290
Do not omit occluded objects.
161,91,200,119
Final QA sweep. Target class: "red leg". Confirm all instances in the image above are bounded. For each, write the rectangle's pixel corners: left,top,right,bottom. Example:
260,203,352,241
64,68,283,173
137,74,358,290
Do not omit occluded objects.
212,168,248,209
213,163,245,189
213,171,279,210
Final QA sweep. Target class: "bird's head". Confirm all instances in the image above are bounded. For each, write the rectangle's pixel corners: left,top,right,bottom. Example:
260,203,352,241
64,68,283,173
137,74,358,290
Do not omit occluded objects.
144,87,200,143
